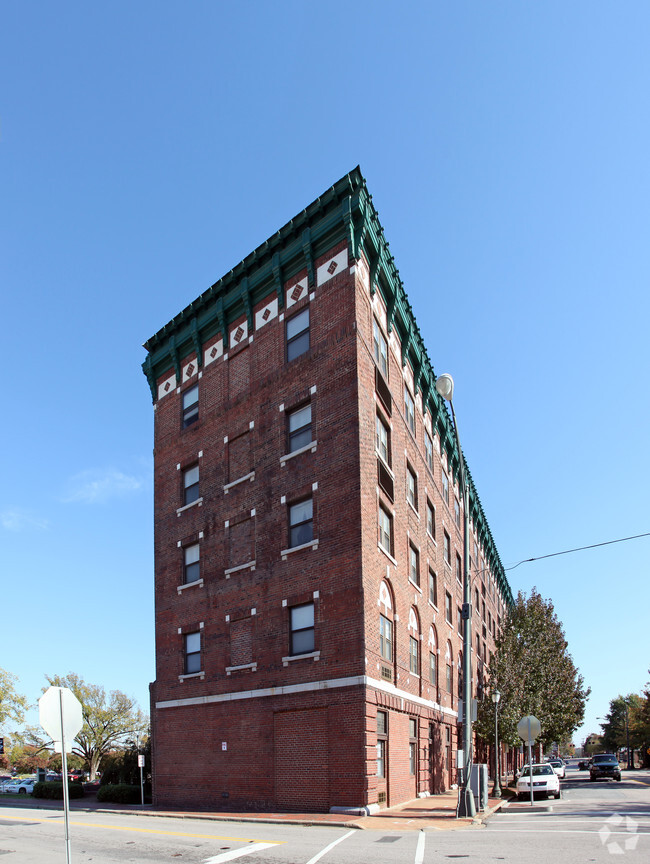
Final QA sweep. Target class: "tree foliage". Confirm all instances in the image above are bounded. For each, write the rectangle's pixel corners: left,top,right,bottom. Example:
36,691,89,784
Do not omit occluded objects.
0,667,28,728
475,588,590,750
44,673,148,780
601,694,643,754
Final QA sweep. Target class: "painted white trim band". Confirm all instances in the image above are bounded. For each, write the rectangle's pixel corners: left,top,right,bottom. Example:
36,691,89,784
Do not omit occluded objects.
156,674,459,719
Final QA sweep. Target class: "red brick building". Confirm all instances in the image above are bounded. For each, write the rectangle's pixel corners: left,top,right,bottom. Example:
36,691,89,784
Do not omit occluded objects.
142,168,513,813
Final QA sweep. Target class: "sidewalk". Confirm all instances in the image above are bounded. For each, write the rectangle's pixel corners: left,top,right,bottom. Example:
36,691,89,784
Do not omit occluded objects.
0,788,509,831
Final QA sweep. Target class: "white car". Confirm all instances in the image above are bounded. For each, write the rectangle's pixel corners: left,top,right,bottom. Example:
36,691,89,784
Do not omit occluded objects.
547,758,566,779
516,763,561,800
3,778,35,795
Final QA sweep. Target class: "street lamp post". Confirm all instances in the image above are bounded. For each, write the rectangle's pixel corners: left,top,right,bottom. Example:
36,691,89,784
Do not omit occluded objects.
435,373,475,819
492,689,502,798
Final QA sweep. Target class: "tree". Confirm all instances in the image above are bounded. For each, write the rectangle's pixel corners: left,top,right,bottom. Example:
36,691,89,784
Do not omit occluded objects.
601,694,640,757
475,588,590,751
43,673,148,781
0,667,28,728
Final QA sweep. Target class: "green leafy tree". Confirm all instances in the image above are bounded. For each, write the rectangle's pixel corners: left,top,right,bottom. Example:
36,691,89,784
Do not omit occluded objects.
0,667,28,728
9,742,49,774
639,675,650,767
601,694,640,756
475,588,590,751
44,673,148,781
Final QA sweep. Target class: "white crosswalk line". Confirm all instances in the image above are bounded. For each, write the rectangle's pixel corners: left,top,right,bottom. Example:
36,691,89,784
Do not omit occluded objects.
204,842,280,863
414,829,426,864
304,829,356,864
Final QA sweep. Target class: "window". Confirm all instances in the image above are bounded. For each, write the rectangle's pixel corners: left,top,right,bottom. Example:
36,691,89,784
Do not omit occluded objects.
288,403,312,452
425,429,434,472
445,643,453,693
445,726,451,772
426,500,436,539
377,711,387,778
380,614,393,662
406,465,418,510
458,654,463,698
409,636,419,674
182,385,199,428
184,632,201,674
376,413,391,465
290,602,315,654
428,569,438,606
183,465,200,505
183,543,200,584
286,306,310,361
454,497,461,527
404,386,415,435
443,530,451,565
409,543,420,586
445,591,452,624
457,606,463,636
455,553,462,583
378,505,393,555
373,319,388,379
289,498,313,547
429,650,437,686
441,469,449,505
409,718,417,775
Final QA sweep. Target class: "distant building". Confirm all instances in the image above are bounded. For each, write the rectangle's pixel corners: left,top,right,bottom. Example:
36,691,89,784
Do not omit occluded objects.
142,167,513,812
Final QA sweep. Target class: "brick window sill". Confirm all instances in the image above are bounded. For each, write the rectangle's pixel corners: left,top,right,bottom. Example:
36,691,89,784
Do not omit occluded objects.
179,671,205,682
176,497,204,516
282,650,320,666
281,539,319,560
225,560,256,578
223,471,255,493
225,662,257,676
408,579,422,594
407,500,420,520
280,440,317,467
177,578,204,595
378,545,397,567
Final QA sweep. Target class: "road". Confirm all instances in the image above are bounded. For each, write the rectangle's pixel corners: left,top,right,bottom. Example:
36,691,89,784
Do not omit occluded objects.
0,768,647,864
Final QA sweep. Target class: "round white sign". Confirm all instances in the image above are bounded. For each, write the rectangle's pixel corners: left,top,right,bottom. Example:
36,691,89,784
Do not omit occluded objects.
517,715,541,744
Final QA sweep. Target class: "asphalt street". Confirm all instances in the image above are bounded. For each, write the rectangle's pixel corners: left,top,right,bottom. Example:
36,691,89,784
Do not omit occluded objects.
0,767,647,864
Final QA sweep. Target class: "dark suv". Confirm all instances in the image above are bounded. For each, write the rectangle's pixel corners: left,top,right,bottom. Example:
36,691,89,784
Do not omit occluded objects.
590,754,621,782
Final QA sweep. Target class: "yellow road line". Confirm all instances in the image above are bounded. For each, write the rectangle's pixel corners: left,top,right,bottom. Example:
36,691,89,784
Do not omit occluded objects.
0,812,284,844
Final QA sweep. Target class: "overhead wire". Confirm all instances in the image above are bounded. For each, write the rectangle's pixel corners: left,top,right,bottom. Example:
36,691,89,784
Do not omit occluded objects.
504,531,650,571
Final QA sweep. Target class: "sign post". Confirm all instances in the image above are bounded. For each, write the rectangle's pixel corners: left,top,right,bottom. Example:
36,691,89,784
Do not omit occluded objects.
39,687,83,864
517,715,541,806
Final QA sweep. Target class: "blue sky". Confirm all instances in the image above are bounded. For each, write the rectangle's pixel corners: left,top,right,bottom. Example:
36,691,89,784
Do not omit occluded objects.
2,1,648,748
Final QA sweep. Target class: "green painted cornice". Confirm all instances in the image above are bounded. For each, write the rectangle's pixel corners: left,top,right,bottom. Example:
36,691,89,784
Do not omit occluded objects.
141,165,513,608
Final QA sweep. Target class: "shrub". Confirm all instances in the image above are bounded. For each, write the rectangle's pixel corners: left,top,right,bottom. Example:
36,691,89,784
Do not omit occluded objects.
33,782,84,800
96,784,142,804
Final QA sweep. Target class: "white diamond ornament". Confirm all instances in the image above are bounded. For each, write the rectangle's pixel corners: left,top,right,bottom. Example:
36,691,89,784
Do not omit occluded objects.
39,687,83,753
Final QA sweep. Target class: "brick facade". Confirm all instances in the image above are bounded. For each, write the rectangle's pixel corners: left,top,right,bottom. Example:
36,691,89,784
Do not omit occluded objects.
144,169,512,812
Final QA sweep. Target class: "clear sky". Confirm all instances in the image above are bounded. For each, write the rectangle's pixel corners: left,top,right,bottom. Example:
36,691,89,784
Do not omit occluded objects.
2,2,648,748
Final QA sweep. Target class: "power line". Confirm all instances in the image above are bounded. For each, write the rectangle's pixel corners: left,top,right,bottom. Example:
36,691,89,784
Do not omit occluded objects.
505,531,650,571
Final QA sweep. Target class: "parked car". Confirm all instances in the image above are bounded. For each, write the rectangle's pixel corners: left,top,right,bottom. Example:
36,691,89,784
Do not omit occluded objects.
547,758,566,778
590,754,621,782
516,764,561,800
3,778,36,795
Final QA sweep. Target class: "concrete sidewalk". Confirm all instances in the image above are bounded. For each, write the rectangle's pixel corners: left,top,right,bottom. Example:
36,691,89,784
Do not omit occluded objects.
0,788,509,831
